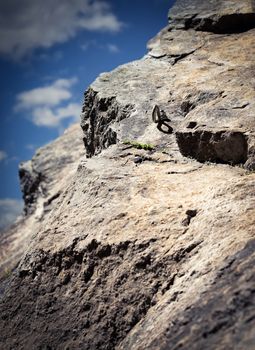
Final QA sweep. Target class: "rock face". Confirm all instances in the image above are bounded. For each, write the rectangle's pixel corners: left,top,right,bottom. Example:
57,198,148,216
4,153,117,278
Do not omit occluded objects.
169,0,255,33
0,0,255,349
0,125,84,277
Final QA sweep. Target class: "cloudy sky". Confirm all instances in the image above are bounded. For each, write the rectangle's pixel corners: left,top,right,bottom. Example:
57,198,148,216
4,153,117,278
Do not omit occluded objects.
0,0,173,231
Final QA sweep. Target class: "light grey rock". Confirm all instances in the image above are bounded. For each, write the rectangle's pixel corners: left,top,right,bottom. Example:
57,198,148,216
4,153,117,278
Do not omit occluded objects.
81,21,255,167
1,1,255,349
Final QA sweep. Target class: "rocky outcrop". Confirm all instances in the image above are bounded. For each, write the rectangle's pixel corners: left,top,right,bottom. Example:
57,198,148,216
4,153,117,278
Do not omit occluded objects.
81,88,134,157
168,0,255,33
0,0,255,349
0,124,84,277
19,160,43,215
176,130,248,164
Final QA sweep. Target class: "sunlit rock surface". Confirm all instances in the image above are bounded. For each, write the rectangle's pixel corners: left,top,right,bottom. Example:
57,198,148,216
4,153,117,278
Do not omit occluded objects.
0,0,255,349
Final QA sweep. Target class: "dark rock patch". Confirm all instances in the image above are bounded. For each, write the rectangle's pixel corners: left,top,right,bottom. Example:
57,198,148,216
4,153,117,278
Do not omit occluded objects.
181,209,198,226
185,13,255,34
169,0,255,34
176,130,248,165
186,121,197,129
81,88,134,158
0,238,201,350
19,161,44,215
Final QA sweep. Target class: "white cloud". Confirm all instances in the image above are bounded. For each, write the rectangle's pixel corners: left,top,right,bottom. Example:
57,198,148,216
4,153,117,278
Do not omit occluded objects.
79,13,121,31
31,103,81,128
0,198,23,232
16,78,77,109
0,151,7,162
0,0,123,59
107,44,120,53
31,107,60,128
16,78,81,129
57,103,81,121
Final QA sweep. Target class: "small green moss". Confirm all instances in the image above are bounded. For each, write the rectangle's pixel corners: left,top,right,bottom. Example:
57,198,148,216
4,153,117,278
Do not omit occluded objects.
123,140,155,151
3,268,12,278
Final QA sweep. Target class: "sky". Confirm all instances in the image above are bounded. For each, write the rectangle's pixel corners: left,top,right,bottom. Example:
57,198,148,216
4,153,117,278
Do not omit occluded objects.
0,0,174,231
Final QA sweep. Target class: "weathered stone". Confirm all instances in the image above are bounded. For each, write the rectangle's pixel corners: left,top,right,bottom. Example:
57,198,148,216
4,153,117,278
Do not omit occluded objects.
169,0,255,33
19,160,42,215
81,88,134,157
0,0,255,349
0,124,84,277
176,129,248,164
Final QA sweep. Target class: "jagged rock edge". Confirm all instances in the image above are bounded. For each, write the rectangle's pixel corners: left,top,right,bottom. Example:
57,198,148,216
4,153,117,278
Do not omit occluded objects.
81,87,135,158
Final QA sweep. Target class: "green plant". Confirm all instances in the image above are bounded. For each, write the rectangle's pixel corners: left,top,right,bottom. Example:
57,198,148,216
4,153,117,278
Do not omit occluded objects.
3,268,12,279
123,140,155,151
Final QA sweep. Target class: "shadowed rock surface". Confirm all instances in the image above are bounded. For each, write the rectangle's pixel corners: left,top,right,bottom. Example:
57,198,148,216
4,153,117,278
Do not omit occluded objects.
176,130,248,164
169,0,255,33
0,0,255,349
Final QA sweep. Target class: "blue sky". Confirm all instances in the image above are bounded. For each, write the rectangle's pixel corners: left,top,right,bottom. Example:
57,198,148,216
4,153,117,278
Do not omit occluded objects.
0,0,174,230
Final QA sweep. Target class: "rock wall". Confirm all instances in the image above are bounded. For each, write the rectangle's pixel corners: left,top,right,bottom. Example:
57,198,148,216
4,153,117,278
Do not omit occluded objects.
0,125,84,278
0,0,255,349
